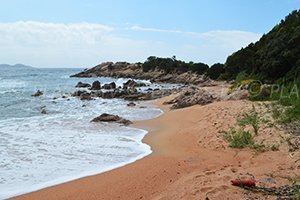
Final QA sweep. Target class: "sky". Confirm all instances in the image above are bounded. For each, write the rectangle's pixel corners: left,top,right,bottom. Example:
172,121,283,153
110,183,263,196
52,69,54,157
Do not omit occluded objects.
0,0,299,68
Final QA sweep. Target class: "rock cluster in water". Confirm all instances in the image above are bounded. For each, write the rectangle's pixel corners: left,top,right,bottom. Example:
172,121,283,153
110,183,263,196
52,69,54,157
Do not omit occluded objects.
72,80,178,101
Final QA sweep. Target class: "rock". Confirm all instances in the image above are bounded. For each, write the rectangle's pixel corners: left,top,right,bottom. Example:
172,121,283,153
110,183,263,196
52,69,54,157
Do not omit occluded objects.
123,79,146,89
91,113,132,125
75,81,91,88
227,89,249,100
127,102,136,107
72,90,87,97
39,106,47,114
124,93,146,101
41,108,47,114
102,82,116,90
90,81,101,90
80,93,93,101
70,62,211,85
165,87,215,109
32,90,43,97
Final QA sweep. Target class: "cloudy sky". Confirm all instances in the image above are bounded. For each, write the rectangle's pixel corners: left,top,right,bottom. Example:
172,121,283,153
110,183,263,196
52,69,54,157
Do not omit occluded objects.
0,0,299,68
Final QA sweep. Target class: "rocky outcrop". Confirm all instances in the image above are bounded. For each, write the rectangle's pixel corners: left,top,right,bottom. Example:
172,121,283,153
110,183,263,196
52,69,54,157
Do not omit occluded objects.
32,90,43,97
75,82,91,88
91,81,101,90
71,62,211,85
164,87,215,109
91,113,132,125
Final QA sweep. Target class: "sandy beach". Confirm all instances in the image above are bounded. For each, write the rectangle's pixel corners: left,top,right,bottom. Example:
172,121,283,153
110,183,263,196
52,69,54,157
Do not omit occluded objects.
13,95,300,200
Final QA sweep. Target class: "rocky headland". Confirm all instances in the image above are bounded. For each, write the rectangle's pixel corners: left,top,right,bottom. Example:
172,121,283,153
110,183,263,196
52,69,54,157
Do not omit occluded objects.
71,62,211,85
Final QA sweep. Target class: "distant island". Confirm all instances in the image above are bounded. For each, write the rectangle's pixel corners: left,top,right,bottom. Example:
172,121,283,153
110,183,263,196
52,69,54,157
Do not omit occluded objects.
0,64,34,69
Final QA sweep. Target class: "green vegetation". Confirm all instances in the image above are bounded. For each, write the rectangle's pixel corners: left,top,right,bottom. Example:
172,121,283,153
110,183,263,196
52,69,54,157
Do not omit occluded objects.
142,56,209,74
237,105,260,135
220,10,300,82
223,128,254,148
206,63,224,80
222,105,274,152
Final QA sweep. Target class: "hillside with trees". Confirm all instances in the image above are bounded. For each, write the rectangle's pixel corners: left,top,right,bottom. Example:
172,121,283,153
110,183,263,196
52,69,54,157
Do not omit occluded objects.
212,10,300,82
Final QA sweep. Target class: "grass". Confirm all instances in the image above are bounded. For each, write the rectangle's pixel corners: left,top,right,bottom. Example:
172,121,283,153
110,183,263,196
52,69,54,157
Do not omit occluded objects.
237,105,260,135
291,180,300,199
223,128,254,149
252,78,300,122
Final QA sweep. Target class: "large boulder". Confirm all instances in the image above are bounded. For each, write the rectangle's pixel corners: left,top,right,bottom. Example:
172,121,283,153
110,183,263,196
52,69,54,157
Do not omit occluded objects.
90,81,101,90
75,82,91,88
32,90,43,97
165,87,215,109
91,113,132,125
102,82,116,90
123,79,146,89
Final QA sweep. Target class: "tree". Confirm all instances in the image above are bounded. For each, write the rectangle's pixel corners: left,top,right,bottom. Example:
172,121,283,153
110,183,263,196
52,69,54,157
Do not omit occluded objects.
206,63,225,80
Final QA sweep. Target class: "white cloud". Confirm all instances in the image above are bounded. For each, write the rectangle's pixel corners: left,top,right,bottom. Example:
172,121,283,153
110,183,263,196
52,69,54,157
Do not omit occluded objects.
0,22,261,68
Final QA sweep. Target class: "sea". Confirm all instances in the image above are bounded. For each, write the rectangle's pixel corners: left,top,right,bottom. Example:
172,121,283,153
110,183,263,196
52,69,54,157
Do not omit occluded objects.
0,65,175,199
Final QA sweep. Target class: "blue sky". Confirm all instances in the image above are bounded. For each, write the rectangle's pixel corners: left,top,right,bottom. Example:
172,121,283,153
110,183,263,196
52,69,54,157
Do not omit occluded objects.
0,0,299,68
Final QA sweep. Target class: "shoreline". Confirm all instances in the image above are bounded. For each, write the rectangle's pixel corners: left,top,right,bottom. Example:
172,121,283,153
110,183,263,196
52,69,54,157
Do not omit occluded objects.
4,100,163,200
11,97,171,200
13,95,300,200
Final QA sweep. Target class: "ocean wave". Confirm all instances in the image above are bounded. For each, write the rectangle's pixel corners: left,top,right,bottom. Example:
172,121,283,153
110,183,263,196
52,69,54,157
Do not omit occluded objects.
0,79,27,89
0,89,18,95
0,113,152,199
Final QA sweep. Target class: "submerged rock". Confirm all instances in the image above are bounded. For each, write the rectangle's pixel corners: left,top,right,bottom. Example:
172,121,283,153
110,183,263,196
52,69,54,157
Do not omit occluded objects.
32,90,43,97
127,102,136,107
91,113,132,125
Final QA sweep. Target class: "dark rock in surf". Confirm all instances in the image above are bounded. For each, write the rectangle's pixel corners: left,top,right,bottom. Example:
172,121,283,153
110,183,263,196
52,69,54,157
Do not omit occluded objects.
75,82,91,88
127,102,136,107
91,113,132,125
90,81,101,90
32,90,43,97
102,82,116,90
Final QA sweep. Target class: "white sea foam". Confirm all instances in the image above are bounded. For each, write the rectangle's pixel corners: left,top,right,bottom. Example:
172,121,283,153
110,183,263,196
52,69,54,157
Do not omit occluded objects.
0,79,27,89
0,68,170,199
0,97,161,199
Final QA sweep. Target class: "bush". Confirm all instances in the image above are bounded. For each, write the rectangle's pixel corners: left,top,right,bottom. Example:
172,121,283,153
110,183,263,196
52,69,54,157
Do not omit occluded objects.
235,71,249,83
